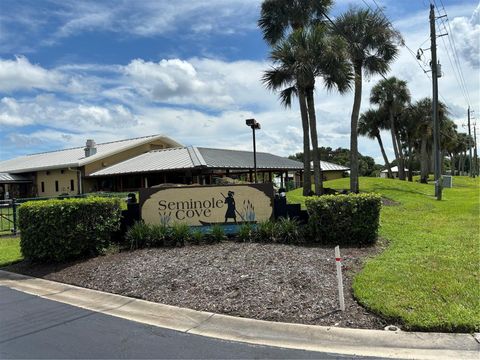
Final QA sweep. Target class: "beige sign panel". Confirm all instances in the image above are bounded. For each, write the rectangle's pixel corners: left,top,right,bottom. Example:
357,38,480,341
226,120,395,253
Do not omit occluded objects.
140,184,274,226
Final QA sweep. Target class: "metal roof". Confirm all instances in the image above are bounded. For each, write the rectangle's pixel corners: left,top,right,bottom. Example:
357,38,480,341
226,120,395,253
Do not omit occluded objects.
381,166,409,173
0,173,31,183
310,160,350,171
197,147,303,170
0,135,182,174
89,146,347,177
88,146,303,176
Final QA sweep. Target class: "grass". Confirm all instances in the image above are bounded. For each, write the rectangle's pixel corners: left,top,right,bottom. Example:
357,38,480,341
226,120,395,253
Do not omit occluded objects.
287,176,480,332
0,236,23,267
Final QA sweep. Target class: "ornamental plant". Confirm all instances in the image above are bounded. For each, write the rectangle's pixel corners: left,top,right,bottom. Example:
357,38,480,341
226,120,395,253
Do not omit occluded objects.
305,193,381,246
19,197,121,262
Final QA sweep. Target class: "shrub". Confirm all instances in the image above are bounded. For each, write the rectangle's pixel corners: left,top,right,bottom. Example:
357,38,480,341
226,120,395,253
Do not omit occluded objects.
237,223,255,242
19,197,121,262
276,217,301,244
205,224,226,244
255,220,281,243
168,223,190,247
189,229,204,245
149,224,171,248
305,193,381,246
126,221,152,250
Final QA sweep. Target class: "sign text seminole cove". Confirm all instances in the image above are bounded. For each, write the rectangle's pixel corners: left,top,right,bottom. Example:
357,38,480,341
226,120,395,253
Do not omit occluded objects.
139,184,274,227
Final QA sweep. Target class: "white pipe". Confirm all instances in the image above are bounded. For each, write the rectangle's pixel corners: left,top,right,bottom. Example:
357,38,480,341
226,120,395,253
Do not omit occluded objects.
335,245,345,311
68,168,83,195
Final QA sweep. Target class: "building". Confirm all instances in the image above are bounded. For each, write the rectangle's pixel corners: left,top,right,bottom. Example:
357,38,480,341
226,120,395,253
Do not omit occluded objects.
0,135,181,198
0,134,348,199
380,166,409,179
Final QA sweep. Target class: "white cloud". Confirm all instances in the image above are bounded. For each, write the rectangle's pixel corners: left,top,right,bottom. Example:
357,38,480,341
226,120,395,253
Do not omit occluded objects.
0,56,64,92
0,95,138,130
449,4,480,68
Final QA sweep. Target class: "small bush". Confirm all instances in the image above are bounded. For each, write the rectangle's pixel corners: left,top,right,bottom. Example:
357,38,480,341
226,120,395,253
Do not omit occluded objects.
237,223,255,242
168,223,190,247
189,229,204,245
205,224,226,244
305,193,381,246
276,217,301,244
19,197,121,262
149,224,170,248
255,220,281,243
126,222,152,250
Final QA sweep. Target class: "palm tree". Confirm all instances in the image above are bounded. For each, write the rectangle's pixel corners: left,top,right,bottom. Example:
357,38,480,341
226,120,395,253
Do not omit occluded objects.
263,25,352,195
296,25,352,195
335,7,400,192
370,77,411,180
408,98,448,183
358,108,393,178
259,0,333,196
258,0,333,46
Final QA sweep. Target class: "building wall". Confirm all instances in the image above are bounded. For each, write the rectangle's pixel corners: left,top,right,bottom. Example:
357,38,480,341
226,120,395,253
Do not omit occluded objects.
36,168,79,197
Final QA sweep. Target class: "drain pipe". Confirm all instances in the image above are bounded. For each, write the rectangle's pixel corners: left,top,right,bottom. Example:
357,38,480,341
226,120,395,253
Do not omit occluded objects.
68,168,83,195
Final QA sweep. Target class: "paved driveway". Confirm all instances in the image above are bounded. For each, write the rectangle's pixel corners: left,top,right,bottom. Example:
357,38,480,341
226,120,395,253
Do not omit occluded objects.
0,286,375,359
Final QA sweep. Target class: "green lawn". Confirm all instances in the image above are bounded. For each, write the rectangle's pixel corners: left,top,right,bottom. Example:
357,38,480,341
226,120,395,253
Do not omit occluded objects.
0,236,22,267
287,176,480,332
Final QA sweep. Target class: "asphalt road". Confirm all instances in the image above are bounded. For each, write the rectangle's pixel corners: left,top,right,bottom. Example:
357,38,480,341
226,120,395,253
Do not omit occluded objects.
0,286,378,359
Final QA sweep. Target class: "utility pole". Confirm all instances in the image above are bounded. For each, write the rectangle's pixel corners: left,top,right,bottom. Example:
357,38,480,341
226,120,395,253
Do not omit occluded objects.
430,4,442,200
467,107,474,177
474,125,478,177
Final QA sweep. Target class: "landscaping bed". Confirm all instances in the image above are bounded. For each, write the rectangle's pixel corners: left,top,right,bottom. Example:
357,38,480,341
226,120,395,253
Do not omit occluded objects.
5,241,389,329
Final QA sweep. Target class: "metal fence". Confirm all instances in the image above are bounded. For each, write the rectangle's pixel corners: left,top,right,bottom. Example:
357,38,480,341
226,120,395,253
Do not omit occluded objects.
0,193,134,236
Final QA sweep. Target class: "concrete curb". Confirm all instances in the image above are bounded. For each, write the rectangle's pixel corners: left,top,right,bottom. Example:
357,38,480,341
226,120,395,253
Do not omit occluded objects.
0,270,478,359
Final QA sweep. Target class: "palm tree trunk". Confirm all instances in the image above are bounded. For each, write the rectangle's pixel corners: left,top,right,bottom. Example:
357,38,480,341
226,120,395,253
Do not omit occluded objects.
298,87,311,196
450,153,455,176
306,87,323,195
350,65,362,193
420,136,428,183
396,131,406,180
376,134,393,178
389,109,403,179
407,143,413,182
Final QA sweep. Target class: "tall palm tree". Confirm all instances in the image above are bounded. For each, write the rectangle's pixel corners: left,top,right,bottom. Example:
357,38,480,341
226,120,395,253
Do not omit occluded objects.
263,25,352,195
258,0,332,46
259,0,332,196
370,77,411,180
408,98,448,183
358,108,393,178
335,7,400,192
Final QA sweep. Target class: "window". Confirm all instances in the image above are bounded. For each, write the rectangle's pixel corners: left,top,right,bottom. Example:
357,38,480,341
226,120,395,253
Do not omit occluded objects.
70,179,74,191
55,181,59,192
41,182,45,193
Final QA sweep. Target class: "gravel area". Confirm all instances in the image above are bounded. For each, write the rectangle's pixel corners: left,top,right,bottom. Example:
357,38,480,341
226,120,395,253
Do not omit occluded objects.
5,242,391,329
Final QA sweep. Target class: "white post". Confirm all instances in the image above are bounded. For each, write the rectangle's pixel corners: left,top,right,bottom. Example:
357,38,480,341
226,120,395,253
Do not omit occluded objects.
335,245,345,311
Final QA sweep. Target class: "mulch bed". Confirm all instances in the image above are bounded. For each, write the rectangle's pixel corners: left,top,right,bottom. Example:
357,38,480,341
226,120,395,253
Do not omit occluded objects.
5,241,392,329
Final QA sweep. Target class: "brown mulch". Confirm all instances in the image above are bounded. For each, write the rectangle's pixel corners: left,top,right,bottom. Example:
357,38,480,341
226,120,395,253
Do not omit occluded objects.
5,241,392,329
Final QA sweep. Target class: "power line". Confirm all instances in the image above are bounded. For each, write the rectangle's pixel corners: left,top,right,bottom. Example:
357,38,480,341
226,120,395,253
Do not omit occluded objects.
432,0,472,106
365,0,432,79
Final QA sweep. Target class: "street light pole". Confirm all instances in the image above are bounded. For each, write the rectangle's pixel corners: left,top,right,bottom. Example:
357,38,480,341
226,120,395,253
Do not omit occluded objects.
246,118,261,183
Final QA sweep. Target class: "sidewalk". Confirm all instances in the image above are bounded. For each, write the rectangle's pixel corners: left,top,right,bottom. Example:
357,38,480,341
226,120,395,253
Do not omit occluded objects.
0,270,478,359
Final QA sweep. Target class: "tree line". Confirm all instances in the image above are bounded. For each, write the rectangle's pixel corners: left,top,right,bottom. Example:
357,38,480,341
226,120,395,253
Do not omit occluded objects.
259,0,475,194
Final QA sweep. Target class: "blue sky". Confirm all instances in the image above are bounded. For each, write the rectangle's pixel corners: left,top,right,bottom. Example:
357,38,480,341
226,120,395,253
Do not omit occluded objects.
0,0,479,163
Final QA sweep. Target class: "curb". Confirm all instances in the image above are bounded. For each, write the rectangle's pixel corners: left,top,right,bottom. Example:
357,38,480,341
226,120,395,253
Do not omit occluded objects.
0,270,478,359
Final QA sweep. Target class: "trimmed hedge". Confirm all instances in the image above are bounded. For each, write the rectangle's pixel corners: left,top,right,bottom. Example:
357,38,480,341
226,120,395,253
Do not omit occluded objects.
305,193,381,246
18,197,121,262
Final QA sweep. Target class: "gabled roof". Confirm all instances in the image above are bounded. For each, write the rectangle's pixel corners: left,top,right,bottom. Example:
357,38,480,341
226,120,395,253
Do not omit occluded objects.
310,161,350,171
0,135,182,174
89,146,304,176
